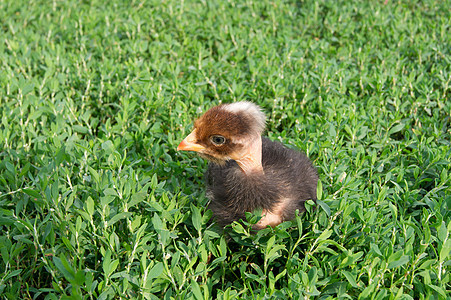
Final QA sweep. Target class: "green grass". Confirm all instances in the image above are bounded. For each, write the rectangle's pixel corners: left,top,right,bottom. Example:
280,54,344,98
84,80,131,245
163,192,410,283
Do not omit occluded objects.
0,0,450,299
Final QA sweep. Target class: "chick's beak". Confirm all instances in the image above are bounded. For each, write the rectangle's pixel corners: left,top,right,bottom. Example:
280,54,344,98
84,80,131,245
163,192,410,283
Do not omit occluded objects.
177,130,205,152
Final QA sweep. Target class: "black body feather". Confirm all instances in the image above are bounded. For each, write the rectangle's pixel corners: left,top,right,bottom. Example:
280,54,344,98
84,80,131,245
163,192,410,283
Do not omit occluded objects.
206,137,318,227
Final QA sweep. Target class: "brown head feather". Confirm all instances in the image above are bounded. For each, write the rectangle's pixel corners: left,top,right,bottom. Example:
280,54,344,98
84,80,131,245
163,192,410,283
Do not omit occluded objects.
191,102,265,160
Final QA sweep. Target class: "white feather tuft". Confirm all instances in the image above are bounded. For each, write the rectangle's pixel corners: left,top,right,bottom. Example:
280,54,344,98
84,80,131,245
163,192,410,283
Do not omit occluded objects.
223,101,266,134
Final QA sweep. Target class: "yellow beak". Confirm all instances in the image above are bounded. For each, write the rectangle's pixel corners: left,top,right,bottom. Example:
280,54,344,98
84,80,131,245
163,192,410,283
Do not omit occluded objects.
177,130,205,152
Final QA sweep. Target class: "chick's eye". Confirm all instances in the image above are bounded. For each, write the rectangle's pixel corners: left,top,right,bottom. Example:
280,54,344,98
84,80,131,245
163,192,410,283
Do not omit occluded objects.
210,135,226,145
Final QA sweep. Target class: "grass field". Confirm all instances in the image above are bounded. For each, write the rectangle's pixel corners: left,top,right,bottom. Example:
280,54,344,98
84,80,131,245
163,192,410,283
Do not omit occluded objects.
1,0,450,299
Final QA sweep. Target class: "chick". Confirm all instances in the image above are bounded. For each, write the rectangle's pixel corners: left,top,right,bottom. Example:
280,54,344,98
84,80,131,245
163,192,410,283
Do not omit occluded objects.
177,102,318,229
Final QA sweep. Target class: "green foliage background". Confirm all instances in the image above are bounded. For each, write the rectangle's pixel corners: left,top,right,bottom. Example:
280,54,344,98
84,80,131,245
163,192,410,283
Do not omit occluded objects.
0,0,450,299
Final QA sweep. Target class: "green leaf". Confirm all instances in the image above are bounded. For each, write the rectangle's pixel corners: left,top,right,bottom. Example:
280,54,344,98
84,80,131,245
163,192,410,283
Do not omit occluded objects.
53,256,75,283
103,188,117,197
73,125,89,134
88,166,100,184
5,162,15,176
102,250,119,277
329,124,337,137
389,123,405,135
389,202,398,220
437,221,448,242
107,212,132,227
427,284,447,298
205,230,220,239
86,196,94,216
370,243,383,257
191,204,202,233
317,229,332,242
360,282,376,298
129,190,147,208
148,262,164,281
387,255,410,269
439,239,451,263
191,280,203,300
275,269,287,282
266,235,276,256
211,256,227,266
316,179,323,200
152,213,163,231
232,222,248,235
4,269,22,281
22,188,41,200
342,270,358,288
316,199,330,216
